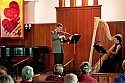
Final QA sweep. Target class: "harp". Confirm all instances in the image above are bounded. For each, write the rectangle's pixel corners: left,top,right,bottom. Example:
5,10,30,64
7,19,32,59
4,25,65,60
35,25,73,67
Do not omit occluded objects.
89,17,122,73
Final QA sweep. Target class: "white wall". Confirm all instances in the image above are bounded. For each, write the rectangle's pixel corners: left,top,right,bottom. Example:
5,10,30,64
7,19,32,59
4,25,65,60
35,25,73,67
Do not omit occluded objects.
24,0,58,24
98,0,125,21
24,2,35,24
24,0,125,24
34,0,59,23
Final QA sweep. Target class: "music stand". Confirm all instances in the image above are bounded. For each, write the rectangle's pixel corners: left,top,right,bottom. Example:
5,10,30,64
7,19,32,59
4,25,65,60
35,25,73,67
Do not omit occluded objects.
69,34,81,73
94,45,107,71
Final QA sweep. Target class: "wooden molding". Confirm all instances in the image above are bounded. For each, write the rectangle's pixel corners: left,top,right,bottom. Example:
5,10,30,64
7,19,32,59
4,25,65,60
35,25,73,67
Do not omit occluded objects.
70,0,76,7
94,0,98,5
59,0,65,7
82,0,88,6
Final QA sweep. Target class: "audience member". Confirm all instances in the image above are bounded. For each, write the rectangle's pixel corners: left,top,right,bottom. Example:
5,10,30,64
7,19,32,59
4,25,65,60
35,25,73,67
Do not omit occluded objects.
113,60,125,83
21,66,36,83
0,74,14,83
0,66,7,76
78,61,97,82
64,73,78,83
45,64,64,81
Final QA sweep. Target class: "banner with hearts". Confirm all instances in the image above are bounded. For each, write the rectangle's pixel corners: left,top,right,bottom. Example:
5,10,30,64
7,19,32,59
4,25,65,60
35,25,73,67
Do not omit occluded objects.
0,0,24,39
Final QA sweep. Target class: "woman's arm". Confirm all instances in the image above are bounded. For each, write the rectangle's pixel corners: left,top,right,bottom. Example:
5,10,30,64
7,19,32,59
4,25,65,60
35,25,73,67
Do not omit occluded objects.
111,44,121,55
110,44,121,58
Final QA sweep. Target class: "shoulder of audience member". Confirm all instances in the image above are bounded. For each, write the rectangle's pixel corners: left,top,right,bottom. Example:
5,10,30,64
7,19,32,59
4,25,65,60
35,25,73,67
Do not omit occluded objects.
0,74,14,83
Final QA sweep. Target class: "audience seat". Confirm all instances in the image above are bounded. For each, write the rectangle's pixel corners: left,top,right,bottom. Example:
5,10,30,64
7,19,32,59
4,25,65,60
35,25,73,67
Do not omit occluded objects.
15,79,22,83
33,74,41,81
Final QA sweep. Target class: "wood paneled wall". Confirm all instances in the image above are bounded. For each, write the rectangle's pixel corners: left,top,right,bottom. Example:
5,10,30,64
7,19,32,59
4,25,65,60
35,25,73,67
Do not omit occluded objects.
0,10,125,73
59,0,98,7
0,24,56,47
56,6,101,72
0,23,56,69
0,21,125,73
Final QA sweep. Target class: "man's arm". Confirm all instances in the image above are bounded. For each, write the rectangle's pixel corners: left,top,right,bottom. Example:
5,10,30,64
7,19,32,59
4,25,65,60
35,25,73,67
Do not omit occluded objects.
51,31,65,41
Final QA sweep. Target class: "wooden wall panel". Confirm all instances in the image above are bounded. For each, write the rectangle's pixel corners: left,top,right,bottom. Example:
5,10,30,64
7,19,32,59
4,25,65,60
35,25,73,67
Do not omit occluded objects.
59,0,65,7
0,23,56,69
70,0,76,7
56,6,101,72
0,7,125,73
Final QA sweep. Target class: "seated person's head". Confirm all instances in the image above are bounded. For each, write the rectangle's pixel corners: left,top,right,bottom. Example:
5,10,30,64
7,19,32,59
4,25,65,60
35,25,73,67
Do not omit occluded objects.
0,74,14,83
122,60,125,71
80,61,91,74
22,66,34,81
0,66,7,76
53,64,64,75
64,73,78,83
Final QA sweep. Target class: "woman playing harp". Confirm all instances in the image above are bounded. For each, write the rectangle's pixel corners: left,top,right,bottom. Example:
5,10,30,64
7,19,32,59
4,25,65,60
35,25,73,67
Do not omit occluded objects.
101,34,123,73
90,17,123,73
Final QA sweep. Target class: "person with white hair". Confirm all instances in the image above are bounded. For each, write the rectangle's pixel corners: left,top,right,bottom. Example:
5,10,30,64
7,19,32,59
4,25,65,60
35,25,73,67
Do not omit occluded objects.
0,66,7,76
45,64,64,81
78,61,97,82
0,74,14,83
64,73,78,83
21,66,36,83
113,60,125,83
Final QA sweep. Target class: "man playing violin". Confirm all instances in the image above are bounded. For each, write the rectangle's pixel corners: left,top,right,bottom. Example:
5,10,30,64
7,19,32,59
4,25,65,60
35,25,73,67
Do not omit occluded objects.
51,23,71,65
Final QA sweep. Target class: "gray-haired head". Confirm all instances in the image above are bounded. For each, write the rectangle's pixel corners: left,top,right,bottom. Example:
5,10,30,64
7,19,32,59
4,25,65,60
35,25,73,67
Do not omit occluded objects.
80,61,91,74
0,74,14,83
53,64,64,75
64,73,78,83
0,66,7,76
122,60,125,71
22,66,34,81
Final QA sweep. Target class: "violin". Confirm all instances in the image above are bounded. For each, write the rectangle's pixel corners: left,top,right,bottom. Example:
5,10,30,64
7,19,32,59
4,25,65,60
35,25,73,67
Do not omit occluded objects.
59,31,73,43
59,31,72,37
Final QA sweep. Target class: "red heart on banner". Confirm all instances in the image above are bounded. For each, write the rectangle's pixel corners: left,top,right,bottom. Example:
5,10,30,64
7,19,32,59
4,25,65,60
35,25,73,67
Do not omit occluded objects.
2,1,20,33
2,16,20,33
4,1,20,19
